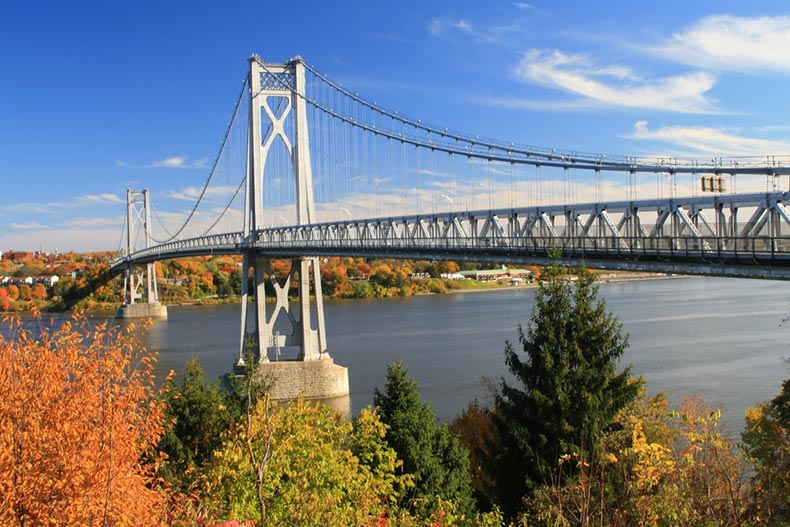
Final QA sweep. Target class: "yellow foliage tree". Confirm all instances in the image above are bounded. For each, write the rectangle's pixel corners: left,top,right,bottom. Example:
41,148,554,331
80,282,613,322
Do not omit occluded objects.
202,399,412,526
526,392,747,527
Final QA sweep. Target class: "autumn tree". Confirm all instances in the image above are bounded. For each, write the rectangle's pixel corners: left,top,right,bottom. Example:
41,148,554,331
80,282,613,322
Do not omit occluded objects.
5,284,18,301
17,284,31,301
202,398,410,526
0,311,172,525
30,282,47,301
449,400,498,508
742,374,790,523
489,255,640,519
526,390,748,527
374,360,477,521
0,288,9,311
321,266,350,298
436,261,460,275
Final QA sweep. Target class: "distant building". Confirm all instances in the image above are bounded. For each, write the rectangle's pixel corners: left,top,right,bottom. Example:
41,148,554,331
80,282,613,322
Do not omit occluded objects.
1,275,60,288
5,277,33,286
35,275,59,288
457,267,534,282
4,251,34,261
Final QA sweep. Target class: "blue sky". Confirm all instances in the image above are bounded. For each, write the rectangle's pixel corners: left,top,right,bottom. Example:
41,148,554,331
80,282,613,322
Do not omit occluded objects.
2,0,790,252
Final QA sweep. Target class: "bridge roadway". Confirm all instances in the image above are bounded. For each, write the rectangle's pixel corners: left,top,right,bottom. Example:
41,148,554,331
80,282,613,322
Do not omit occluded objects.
112,191,790,280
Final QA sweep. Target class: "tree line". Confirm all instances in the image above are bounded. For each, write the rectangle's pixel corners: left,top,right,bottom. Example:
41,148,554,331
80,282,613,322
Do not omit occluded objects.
1,257,789,525
0,252,534,313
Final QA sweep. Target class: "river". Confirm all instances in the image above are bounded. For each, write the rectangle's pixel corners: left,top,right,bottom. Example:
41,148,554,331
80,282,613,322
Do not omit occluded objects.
143,276,790,433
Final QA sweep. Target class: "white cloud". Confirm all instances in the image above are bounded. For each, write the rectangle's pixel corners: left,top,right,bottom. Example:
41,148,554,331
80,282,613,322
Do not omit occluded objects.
626,120,790,157
652,15,790,73
513,2,531,9
116,156,209,169
514,49,719,113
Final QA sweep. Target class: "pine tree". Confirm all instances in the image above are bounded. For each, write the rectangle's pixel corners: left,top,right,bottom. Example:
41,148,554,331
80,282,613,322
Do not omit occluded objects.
489,256,641,519
374,360,477,521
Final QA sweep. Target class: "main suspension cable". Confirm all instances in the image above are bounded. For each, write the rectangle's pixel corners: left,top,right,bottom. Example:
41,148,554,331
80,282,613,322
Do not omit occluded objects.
157,75,250,242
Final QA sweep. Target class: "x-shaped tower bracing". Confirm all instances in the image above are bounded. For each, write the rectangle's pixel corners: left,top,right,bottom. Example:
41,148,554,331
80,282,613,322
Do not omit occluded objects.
121,189,160,307
239,55,328,365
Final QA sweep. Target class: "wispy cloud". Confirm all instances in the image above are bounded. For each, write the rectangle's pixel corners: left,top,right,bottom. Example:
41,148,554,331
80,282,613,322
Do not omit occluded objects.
2,193,124,214
116,156,209,169
10,222,48,230
513,49,719,113
651,15,790,74
65,216,122,228
3,203,58,214
429,17,522,45
750,125,790,134
166,185,240,202
77,193,124,205
476,94,601,112
625,120,790,157
512,2,532,9
0,228,121,253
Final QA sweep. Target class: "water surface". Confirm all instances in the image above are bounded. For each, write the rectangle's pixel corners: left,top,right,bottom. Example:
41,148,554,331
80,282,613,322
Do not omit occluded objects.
144,276,790,432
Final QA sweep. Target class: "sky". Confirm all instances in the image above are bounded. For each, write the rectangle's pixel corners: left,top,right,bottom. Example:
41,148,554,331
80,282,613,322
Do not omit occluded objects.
2,0,790,252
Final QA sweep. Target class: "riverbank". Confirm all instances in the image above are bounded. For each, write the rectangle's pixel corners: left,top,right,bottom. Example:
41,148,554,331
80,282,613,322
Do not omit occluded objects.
596,271,683,283
7,270,675,314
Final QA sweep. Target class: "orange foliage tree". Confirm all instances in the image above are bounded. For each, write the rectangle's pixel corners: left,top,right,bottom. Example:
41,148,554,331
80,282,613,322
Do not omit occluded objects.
6,284,19,301
30,283,47,301
0,311,172,525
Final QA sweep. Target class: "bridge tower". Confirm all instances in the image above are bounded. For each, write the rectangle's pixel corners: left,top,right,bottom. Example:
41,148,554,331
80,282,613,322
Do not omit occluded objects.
239,55,347,400
115,189,168,319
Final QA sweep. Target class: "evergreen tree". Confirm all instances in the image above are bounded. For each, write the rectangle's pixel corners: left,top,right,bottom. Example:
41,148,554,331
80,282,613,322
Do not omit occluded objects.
489,256,640,519
158,358,232,490
374,360,477,520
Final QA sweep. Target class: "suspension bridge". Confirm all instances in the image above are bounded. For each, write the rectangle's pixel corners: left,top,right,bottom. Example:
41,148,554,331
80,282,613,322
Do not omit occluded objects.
111,55,790,397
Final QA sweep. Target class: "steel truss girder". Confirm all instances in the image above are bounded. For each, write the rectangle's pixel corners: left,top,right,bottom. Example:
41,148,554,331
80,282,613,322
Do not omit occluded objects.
113,191,790,279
